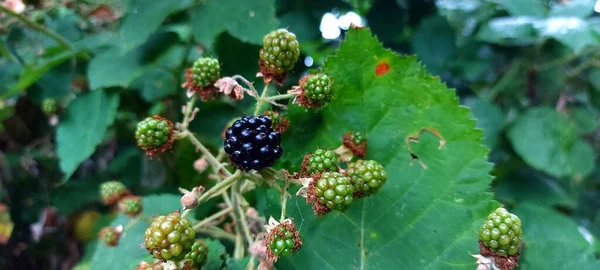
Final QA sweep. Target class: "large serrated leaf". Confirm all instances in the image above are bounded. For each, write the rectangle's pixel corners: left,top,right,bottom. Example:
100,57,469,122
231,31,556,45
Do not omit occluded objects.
192,0,279,47
271,28,497,269
57,90,119,182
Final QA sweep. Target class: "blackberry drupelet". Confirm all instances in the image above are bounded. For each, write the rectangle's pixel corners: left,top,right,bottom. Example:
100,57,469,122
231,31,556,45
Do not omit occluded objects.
479,207,522,256
223,116,283,171
309,172,354,213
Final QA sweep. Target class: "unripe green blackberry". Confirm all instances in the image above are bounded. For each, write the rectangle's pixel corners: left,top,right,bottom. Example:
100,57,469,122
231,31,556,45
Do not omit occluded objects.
99,226,121,246
302,149,338,176
479,207,522,256
301,74,334,107
144,211,195,261
118,195,143,217
135,116,173,155
348,131,366,145
309,172,354,214
264,220,302,262
191,57,220,88
347,160,387,197
184,240,209,268
259,29,300,75
42,98,57,115
100,181,130,205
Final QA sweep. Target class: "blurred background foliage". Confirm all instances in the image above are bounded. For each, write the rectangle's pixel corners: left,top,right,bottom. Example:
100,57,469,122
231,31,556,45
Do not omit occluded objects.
0,0,599,269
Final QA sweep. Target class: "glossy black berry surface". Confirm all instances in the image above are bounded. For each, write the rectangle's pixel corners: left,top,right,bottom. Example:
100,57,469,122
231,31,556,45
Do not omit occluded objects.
224,116,283,171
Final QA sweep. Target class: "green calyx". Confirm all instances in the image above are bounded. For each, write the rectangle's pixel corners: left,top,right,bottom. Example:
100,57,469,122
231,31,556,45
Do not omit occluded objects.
260,29,300,75
184,240,209,268
135,117,171,149
479,207,522,256
303,74,334,106
100,181,129,205
347,160,387,197
144,211,195,261
304,148,338,175
313,172,354,211
191,57,221,88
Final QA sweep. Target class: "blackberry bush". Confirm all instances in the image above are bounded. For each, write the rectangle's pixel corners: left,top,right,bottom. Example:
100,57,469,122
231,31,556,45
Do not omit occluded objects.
144,211,195,261
302,148,338,176
308,172,354,215
223,115,283,171
479,207,522,256
259,29,300,76
347,160,387,197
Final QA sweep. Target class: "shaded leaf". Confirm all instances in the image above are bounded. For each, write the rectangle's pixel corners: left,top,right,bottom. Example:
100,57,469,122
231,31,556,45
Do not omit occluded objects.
476,17,539,46
192,0,279,47
463,96,505,148
204,238,228,270
495,0,548,17
132,68,177,102
57,90,120,181
550,0,596,18
507,107,596,179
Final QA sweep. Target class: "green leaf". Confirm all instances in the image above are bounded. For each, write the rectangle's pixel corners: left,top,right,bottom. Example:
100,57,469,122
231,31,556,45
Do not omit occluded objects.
204,238,228,270
192,0,279,47
463,97,505,148
275,28,496,269
536,18,600,52
513,203,600,269
90,194,182,270
495,0,548,17
118,0,192,52
476,17,539,46
507,107,596,179
132,68,177,102
550,0,596,18
411,16,456,74
57,90,120,181
570,107,600,135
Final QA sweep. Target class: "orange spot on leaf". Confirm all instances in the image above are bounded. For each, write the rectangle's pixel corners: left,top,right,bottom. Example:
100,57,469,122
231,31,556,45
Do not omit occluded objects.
375,62,390,76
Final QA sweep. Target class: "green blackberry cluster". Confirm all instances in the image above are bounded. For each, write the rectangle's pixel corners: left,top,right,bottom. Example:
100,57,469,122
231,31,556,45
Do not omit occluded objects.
479,207,522,256
260,29,300,75
100,181,129,205
349,131,366,145
312,172,354,212
144,211,195,261
268,226,297,257
304,149,338,175
191,57,221,88
302,74,334,106
119,195,143,217
135,117,172,150
347,160,387,197
42,98,57,115
99,226,120,246
184,240,209,268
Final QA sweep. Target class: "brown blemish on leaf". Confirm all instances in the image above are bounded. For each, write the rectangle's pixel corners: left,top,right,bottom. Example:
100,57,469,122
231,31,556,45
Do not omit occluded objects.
375,62,390,76
405,128,446,169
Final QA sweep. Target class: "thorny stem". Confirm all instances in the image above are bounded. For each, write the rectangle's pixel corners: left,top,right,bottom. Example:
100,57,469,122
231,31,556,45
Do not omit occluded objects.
231,180,245,259
0,5,75,51
181,95,197,128
193,207,232,230
253,83,271,116
181,171,240,218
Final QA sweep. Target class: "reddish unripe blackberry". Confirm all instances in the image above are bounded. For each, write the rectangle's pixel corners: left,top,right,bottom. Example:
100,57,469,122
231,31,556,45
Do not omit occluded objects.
144,211,195,261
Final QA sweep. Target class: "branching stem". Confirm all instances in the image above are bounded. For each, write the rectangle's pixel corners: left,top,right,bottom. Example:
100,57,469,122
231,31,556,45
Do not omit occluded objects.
193,207,232,230
253,83,271,116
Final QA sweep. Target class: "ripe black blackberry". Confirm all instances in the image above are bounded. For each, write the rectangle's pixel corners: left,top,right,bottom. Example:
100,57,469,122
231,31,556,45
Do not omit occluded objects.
224,116,283,171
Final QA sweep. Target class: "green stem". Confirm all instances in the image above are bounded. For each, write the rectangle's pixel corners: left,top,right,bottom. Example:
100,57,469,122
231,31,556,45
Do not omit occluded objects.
280,182,290,221
184,131,231,177
266,93,297,101
253,83,270,116
182,96,197,128
231,180,245,259
193,207,232,230
0,5,74,50
233,184,254,245
197,171,241,204
196,227,236,242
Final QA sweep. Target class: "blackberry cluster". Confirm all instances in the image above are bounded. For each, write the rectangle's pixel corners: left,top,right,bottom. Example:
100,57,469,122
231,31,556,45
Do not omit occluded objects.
304,149,338,175
311,172,354,212
347,160,387,197
42,98,57,115
268,227,297,257
99,226,120,246
260,29,300,75
479,207,522,256
184,240,209,268
224,116,283,171
100,181,129,205
348,131,366,145
144,211,195,261
302,74,334,107
135,117,172,150
118,195,143,217
191,57,220,88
